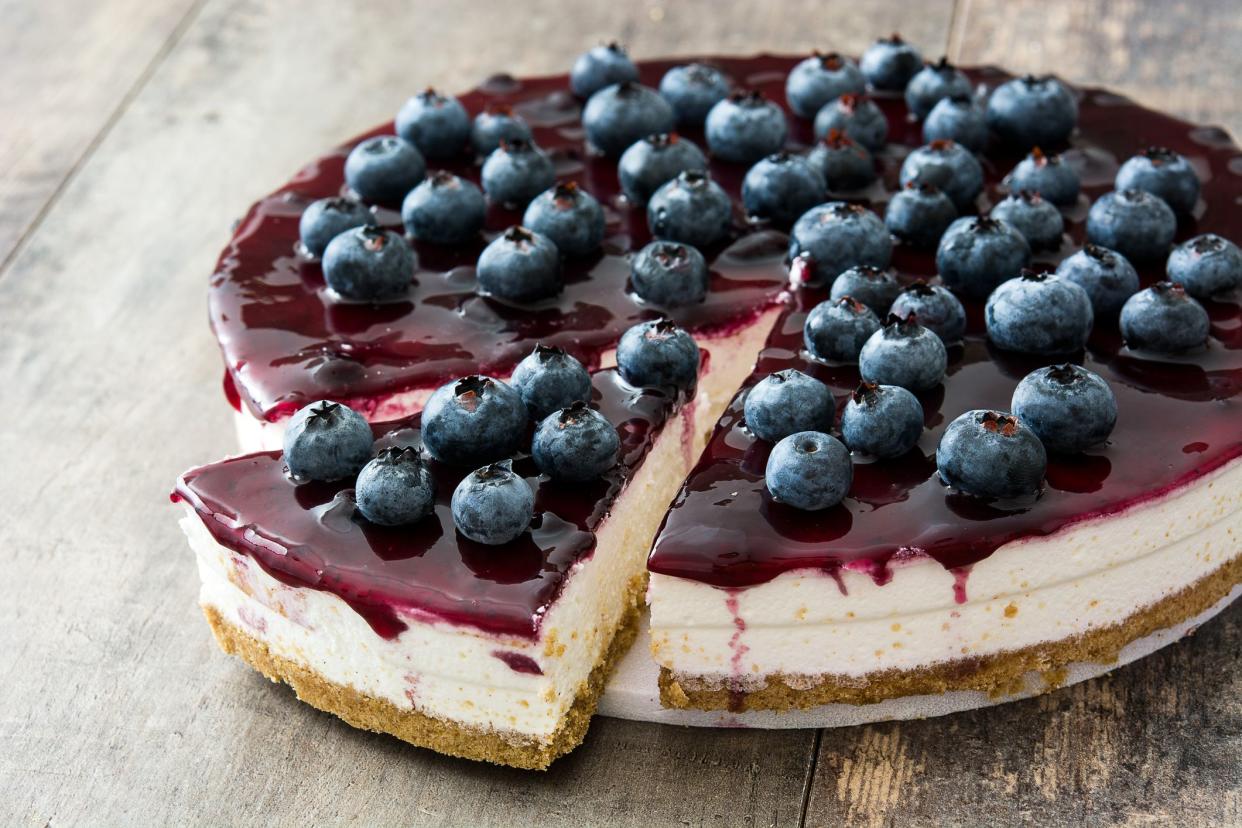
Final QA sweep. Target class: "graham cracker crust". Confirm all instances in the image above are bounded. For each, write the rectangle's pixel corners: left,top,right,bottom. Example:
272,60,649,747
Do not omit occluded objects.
659,554,1242,712
203,575,645,770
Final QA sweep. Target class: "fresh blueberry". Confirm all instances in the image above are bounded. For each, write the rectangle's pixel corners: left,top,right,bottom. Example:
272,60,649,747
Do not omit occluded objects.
322,226,414,301
1167,234,1242,300
805,131,877,191
804,296,883,363
858,314,948,392
471,104,532,156
422,375,527,466
1119,282,1211,353
570,42,640,98
451,460,534,545
922,95,988,151
344,135,426,204
659,63,731,126
743,369,835,442
889,281,967,344
476,226,562,302
985,271,1094,355
789,202,893,286
741,152,827,228
282,400,373,481
905,57,972,119
480,139,556,209
884,182,957,248
1115,146,1200,214
532,401,620,482
582,82,676,157
936,216,1031,299
841,382,924,459
860,34,923,91
765,431,853,511
989,191,1064,249
1054,244,1139,315
936,410,1047,498
829,266,901,315
617,132,708,205
630,240,709,307
898,139,984,211
355,447,436,526
401,171,486,245
616,319,700,393
299,197,372,258
522,181,606,257
647,170,733,249
1011,364,1117,454
511,344,592,421
813,94,887,151
1086,188,1177,263
785,52,866,119
704,90,789,164
985,75,1078,149
395,89,469,159
1007,148,1080,206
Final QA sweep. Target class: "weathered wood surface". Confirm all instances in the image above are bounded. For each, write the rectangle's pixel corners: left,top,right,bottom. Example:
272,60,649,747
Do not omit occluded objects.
0,1,1236,825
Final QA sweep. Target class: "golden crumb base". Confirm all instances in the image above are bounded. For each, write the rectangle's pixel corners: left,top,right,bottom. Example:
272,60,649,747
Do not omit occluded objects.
660,555,1242,712
204,576,644,770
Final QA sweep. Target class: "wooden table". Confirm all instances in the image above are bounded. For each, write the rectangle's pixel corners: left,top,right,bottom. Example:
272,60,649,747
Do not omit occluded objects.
3,1,1239,824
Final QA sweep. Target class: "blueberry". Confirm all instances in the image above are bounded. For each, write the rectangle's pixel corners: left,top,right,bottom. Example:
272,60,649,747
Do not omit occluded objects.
421,375,527,466
617,132,708,205
829,266,901,315
1115,146,1200,214
922,95,988,152
785,52,866,119
630,240,709,307
395,89,469,159
936,410,1047,498
743,369,835,442
471,104,532,156
1007,148,1080,206
401,171,486,245
647,170,733,249
936,216,1031,299
480,139,556,209
451,460,534,545
989,191,1064,249
355,447,436,526
532,401,620,481
741,152,827,228
522,181,605,257
805,131,877,191
789,202,893,286
282,400,373,481
898,139,984,211
1055,244,1139,315
1011,364,1117,454
1086,188,1177,263
813,94,887,151
1167,234,1242,300
889,281,967,344
1119,282,1211,353
804,296,883,363
884,182,957,248
860,34,923,91
299,197,372,258
859,314,947,392
582,82,676,157
905,57,973,119
659,63,732,127
511,344,592,421
705,90,789,164
616,319,699,393
765,431,853,511
985,271,1094,355
322,226,414,301
986,75,1078,150
476,226,562,302
344,136,426,204
841,382,924,458
570,42,640,98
